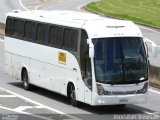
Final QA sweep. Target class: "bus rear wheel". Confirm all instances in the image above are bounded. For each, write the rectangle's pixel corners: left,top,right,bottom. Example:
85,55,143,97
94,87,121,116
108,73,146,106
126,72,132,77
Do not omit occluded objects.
68,84,79,107
22,69,30,90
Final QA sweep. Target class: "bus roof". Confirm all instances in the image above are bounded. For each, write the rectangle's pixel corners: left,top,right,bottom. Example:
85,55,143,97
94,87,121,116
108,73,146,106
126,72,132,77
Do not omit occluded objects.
7,10,143,38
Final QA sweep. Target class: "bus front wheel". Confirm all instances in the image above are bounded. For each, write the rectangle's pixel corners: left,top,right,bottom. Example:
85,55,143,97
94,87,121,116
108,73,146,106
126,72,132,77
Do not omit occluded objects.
68,84,79,107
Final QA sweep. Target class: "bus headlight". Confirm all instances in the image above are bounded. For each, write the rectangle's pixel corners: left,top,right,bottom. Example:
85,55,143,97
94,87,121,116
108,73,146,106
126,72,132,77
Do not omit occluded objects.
137,82,148,94
97,84,112,95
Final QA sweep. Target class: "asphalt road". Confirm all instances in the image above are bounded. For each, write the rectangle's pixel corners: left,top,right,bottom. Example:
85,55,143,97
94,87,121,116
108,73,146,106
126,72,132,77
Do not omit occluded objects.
0,0,26,23
0,0,160,120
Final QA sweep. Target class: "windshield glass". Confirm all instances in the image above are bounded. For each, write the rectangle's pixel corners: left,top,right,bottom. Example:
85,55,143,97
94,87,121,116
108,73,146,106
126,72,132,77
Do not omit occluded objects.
93,37,148,84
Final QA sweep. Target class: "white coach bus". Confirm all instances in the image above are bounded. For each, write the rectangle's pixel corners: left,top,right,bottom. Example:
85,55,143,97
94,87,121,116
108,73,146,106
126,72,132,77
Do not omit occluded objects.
4,10,154,107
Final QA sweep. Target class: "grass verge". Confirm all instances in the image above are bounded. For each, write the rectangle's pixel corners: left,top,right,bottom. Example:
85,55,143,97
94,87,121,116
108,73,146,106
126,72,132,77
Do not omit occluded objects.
86,0,160,28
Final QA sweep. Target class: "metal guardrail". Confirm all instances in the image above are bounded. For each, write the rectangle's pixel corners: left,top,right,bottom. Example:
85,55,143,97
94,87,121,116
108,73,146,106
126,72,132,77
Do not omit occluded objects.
144,38,160,88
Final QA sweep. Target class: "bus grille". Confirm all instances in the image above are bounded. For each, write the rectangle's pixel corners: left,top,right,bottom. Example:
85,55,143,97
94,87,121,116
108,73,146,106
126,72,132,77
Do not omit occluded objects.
112,91,136,95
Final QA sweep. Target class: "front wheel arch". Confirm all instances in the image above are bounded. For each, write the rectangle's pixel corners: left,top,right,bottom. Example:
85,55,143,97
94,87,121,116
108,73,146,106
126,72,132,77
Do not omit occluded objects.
67,82,79,107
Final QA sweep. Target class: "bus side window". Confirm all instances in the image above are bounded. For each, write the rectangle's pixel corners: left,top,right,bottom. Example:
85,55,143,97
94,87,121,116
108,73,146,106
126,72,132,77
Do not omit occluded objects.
80,30,92,90
80,30,88,74
63,28,78,52
24,21,36,42
36,23,49,45
49,25,63,48
5,17,14,36
12,19,25,38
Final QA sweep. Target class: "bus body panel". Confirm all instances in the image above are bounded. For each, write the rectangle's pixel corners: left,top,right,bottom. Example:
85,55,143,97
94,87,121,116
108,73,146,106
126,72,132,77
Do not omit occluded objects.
29,60,45,88
63,51,86,102
84,86,92,104
12,54,30,80
45,64,64,94
91,81,148,105
5,52,12,76
92,92,148,106
5,33,86,101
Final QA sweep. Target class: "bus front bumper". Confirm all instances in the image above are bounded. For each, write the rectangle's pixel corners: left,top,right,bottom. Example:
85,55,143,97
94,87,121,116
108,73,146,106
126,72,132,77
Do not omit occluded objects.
92,93,148,106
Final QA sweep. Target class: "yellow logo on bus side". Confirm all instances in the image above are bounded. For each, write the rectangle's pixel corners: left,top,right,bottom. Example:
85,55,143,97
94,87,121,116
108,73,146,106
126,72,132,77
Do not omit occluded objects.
58,52,66,65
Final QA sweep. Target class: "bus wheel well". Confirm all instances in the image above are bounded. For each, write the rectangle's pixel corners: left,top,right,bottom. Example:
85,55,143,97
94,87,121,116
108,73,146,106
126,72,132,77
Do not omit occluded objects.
67,82,79,107
67,82,74,98
21,67,27,81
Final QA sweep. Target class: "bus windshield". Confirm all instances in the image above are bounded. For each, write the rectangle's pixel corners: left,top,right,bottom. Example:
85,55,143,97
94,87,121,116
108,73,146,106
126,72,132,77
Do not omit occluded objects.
93,37,148,85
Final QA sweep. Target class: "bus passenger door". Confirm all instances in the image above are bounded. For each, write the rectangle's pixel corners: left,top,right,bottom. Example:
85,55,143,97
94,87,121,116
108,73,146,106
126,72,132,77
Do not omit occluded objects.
80,30,92,104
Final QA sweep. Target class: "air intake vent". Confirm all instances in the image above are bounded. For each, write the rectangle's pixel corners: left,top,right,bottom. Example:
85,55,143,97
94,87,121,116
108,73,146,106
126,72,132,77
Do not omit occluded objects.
13,10,21,13
106,26,125,28
112,91,136,95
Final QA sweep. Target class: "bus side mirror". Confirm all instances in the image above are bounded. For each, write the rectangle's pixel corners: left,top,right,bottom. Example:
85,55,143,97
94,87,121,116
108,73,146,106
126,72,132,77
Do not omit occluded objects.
144,37,157,58
87,39,94,58
89,43,94,58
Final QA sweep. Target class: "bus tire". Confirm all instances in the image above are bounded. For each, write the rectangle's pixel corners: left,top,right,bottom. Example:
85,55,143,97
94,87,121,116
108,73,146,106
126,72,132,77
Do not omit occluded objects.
22,69,30,90
68,83,79,107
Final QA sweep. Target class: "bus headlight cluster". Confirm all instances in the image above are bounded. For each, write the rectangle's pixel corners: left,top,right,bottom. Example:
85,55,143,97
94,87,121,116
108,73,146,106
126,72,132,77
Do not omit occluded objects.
97,84,112,95
137,82,148,94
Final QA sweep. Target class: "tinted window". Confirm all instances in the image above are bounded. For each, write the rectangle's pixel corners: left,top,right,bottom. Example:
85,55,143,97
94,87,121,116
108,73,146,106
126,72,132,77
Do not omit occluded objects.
63,28,78,51
5,17,14,36
80,30,92,89
93,37,147,84
49,26,63,48
24,21,37,42
36,23,49,45
12,19,24,38
80,30,89,73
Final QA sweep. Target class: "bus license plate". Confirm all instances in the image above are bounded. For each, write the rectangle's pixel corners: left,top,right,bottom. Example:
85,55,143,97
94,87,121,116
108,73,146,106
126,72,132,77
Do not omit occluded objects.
119,99,128,103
